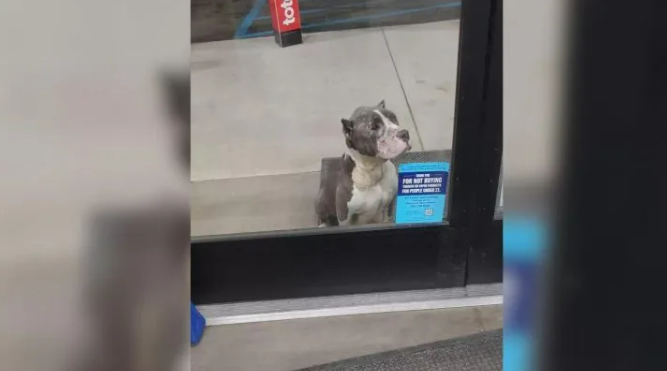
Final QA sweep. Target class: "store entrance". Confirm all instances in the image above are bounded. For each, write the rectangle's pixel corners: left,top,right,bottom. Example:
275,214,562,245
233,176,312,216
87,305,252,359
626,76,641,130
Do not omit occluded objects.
191,0,502,306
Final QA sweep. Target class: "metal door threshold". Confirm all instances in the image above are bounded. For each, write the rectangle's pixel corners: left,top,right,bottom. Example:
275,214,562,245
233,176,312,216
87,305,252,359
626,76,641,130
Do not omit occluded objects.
198,283,502,326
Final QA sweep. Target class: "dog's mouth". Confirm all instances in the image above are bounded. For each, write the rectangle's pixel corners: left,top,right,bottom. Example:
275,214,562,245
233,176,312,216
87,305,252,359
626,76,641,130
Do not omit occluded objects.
377,136,411,159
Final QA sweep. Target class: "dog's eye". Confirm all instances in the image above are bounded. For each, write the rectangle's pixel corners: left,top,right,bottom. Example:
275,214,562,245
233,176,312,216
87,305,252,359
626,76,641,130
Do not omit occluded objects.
371,116,382,130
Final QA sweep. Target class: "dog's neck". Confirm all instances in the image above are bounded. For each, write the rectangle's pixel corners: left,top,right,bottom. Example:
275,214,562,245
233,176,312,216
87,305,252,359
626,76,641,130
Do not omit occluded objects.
348,149,386,189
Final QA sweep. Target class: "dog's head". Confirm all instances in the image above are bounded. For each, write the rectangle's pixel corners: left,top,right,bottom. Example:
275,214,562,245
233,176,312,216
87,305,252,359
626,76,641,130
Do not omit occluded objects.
341,100,411,160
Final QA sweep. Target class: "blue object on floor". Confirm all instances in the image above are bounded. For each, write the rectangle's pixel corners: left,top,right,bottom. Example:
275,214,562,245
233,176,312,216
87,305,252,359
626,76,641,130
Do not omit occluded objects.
191,302,206,346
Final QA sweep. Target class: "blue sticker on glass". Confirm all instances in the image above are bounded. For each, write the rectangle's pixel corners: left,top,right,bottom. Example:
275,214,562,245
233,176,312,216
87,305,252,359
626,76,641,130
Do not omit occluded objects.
395,162,449,224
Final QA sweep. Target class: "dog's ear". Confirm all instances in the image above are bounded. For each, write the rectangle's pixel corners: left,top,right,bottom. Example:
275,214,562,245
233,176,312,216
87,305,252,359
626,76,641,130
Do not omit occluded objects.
341,119,354,135
377,100,386,109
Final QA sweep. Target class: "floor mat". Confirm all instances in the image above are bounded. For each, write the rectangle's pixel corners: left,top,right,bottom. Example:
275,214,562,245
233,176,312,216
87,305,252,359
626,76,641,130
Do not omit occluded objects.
295,329,502,371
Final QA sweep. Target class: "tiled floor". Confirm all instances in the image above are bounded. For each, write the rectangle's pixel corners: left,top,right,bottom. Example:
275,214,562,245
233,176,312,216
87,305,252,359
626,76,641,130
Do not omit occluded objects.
191,305,502,371
191,21,460,236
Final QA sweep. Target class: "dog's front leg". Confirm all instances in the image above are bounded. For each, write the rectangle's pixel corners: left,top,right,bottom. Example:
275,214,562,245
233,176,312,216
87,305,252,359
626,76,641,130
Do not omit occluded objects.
381,198,395,224
339,213,359,226
339,195,363,226
382,206,391,224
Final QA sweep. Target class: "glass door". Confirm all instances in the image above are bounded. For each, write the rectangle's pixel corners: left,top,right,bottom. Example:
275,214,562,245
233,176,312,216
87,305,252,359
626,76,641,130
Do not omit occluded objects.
191,0,502,304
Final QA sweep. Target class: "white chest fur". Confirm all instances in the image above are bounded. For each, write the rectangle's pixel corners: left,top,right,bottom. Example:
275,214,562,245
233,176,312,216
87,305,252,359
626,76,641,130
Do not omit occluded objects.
346,161,398,224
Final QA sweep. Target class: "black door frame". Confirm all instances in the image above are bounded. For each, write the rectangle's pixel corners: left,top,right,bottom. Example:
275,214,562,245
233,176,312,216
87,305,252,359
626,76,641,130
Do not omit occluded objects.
191,0,503,305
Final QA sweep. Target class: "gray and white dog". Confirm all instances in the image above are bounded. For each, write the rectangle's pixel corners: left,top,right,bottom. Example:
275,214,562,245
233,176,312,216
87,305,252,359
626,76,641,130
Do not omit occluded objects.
317,101,411,226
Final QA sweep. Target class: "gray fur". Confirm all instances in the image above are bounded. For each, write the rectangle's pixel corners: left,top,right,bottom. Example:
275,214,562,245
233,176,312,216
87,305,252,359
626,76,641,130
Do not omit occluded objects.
315,156,341,226
335,153,356,222
316,153,355,226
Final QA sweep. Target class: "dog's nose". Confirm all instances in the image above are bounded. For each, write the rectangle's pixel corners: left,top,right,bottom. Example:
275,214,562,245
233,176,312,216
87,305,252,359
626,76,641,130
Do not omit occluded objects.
397,129,410,142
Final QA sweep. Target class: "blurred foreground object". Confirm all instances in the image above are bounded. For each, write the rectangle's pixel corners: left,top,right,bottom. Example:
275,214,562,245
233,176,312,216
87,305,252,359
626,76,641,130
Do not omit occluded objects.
191,302,206,346
74,202,189,371
538,0,667,370
0,0,189,368
72,71,190,371
504,217,547,371
504,0,564,367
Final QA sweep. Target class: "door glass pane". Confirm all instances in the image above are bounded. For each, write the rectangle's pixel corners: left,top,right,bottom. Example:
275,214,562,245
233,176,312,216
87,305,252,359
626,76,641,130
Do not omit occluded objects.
192,0,461,237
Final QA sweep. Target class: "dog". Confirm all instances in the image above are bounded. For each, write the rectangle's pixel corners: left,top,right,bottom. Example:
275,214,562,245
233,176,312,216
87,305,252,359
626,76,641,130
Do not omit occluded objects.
317,101,411,226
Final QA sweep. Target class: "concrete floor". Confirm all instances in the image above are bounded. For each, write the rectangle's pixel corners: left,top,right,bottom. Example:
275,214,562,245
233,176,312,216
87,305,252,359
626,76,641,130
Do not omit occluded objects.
191,305,502,371
191,21,460,236
191,21,459,181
